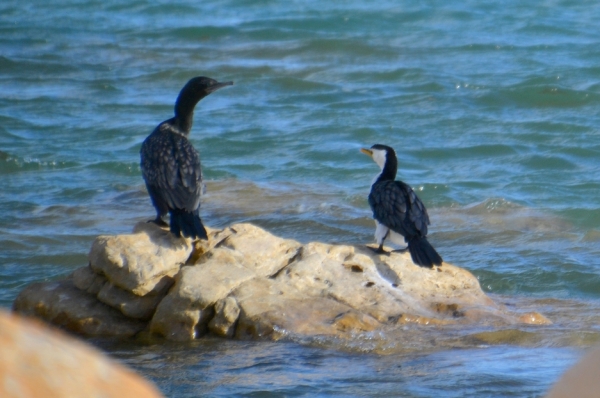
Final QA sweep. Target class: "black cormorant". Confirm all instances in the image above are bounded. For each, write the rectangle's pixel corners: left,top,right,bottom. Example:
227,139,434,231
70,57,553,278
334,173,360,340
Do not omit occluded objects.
140,76,233,239
361,144,443,268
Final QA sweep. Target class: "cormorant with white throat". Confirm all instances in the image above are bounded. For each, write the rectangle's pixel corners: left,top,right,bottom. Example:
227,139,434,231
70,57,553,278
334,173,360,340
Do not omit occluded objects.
361,144,443,268
140,76,233,239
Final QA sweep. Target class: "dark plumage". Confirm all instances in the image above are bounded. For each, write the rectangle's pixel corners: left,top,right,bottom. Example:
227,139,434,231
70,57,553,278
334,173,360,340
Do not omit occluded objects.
361,144,443,268
140,76,233,239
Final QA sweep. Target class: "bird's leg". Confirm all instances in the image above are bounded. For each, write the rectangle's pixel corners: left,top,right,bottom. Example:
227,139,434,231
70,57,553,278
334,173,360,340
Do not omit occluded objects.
369,243,390,256
376,244,388,254
369,229,391,255
149,215,168,228
367,227,390,256
367,239,391,256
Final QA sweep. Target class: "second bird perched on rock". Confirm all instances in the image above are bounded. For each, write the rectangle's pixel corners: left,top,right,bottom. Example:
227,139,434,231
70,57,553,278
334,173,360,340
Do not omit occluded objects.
361,144,443,268
140,76,233,239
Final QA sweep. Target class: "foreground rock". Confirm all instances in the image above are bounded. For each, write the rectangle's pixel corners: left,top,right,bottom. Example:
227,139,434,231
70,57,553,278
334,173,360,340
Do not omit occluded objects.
546,347,600,398
0,309,162,398
13,222,549,341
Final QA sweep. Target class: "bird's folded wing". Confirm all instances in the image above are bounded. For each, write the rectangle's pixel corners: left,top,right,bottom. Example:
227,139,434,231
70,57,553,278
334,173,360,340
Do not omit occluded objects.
143,132,203,212
368,181,430,237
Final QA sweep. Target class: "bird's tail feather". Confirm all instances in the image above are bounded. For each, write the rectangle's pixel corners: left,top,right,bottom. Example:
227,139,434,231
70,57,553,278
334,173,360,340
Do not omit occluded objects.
170,208,208,240
408,236,443,268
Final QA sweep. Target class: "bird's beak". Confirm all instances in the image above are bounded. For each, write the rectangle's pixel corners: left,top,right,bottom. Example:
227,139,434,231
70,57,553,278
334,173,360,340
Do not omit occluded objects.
360,148,373,157
207,81,234,93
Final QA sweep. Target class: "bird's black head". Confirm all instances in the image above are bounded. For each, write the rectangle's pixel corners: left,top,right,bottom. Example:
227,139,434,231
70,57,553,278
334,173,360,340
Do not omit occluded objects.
176,76,233,112
173,76,233,132
181,76,234,96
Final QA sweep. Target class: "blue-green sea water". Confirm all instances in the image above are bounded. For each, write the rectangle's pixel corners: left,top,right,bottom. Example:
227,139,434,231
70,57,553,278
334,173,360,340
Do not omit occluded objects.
2,0,600,396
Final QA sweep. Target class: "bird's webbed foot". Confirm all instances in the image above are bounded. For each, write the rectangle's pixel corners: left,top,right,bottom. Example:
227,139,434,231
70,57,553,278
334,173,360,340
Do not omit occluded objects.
148,217,168,228
369,244,390,256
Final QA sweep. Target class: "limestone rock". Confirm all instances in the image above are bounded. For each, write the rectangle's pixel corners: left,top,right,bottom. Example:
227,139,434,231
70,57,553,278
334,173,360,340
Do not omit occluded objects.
13,222,551,343
71,265,168,320
89,221,191,296
149,248,256,340
72,265,107,295
0,310,162,398
275,245,408,324
519,311,551,325
276,242,495,325
97,282,166,320
208,297,241,338
13,280,146,337
209,223,302,277
233,278,381,339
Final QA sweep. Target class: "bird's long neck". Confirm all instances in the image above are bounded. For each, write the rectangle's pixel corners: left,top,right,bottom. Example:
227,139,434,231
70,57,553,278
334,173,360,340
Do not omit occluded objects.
174,93,206,135
375,153,397,183
174,113,194,134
